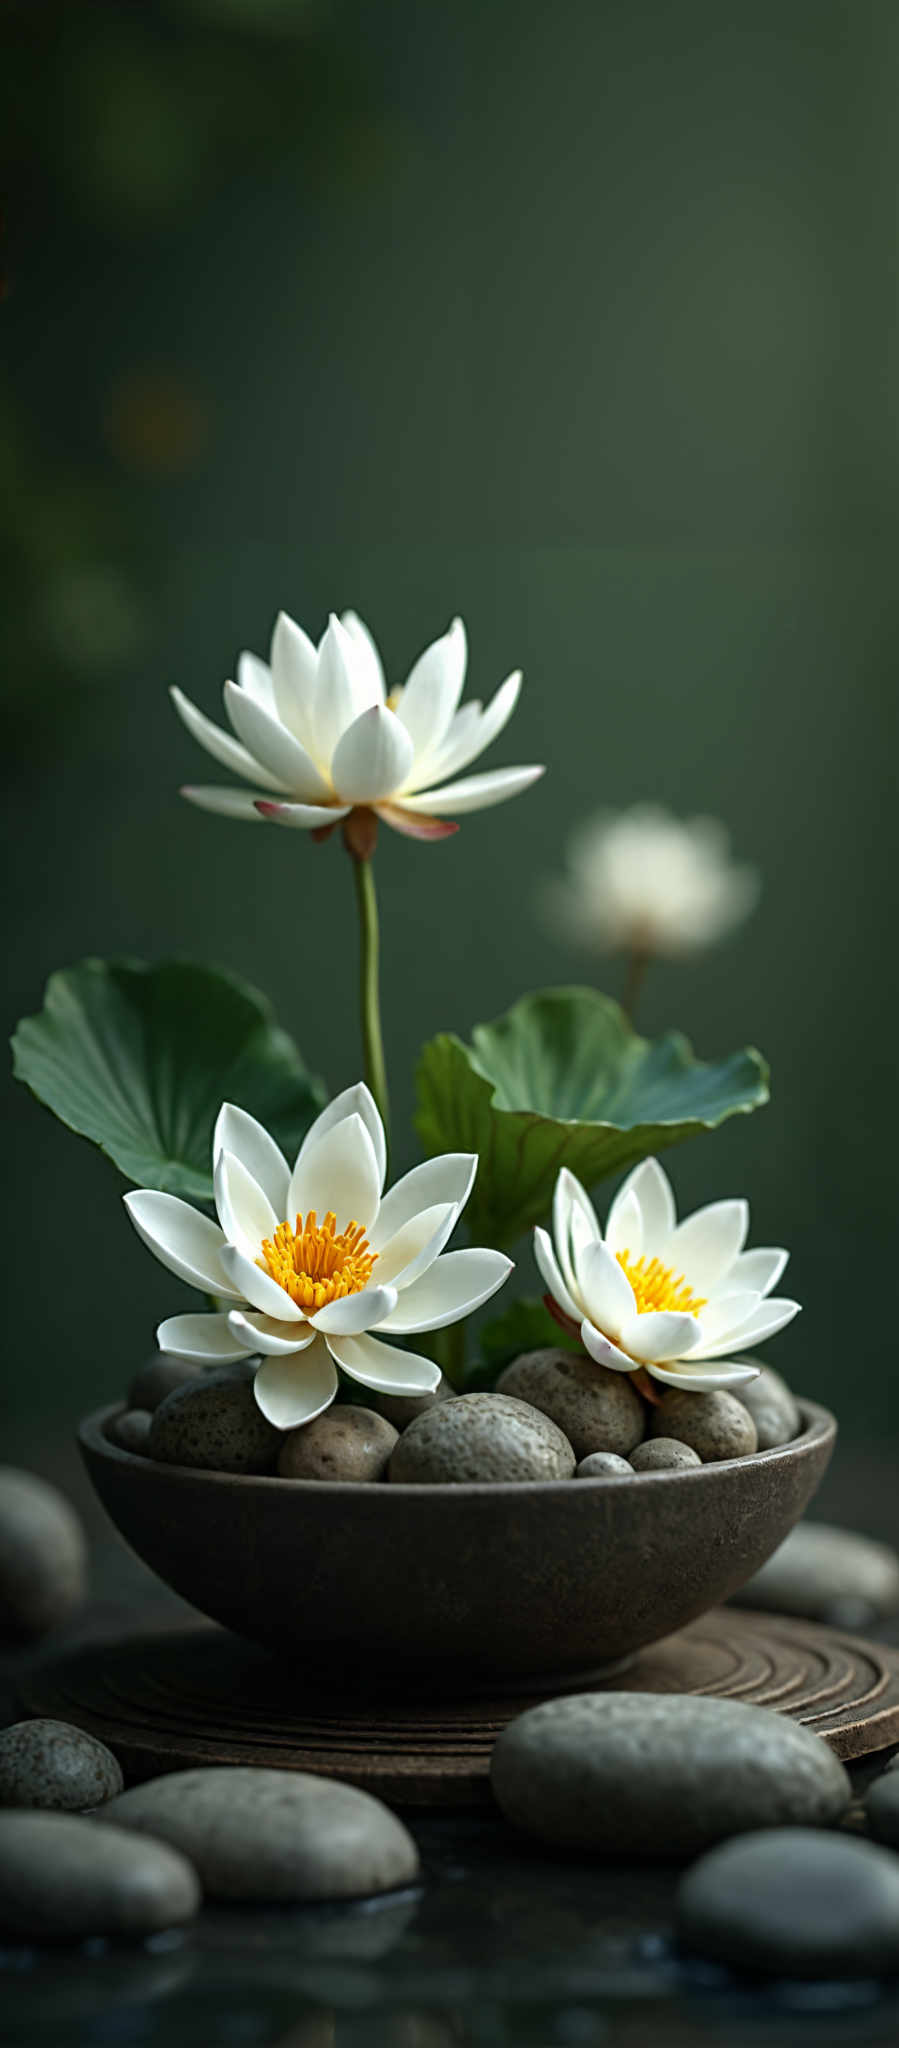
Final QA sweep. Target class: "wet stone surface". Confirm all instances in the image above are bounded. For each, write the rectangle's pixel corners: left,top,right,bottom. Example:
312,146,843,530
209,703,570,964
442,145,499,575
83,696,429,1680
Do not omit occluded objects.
731,1521,899,1628
677,1827,899,1977
0,1468,87,1640
0,1719,123,1811
0,1810,200,1938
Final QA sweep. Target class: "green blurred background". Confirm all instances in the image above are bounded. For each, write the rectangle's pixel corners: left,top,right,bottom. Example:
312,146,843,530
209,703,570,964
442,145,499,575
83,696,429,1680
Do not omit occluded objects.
4,0,896,1449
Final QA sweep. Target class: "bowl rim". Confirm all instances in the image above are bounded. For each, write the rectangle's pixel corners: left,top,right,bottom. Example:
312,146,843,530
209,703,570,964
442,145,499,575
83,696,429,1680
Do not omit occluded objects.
79,1394,836,1499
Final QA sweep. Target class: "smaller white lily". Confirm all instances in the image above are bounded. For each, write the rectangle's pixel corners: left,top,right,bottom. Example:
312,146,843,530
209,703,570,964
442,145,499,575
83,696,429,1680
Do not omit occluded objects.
535,1157,799,1393
125,1084,512,1429
541,805,759,957
172,609,543,842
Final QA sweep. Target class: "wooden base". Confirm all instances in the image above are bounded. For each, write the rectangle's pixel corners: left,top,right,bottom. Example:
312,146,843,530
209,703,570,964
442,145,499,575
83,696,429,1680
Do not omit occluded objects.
19,1607,899,1806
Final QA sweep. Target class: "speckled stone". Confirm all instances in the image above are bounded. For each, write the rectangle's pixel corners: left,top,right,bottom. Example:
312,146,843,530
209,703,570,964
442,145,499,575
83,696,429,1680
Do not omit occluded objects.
649,1389,757,1463
0,1811,200,1937
102,1766,419,1902
733,1360,800,1449
128,1357,204,1412
677,1829,899,1977
497,1349,645,1459
490,1693,851,1855
0,1719,123,1812
149,1369,280,1475
376,1373,455,1431
630,1438,702,1473
278,1406,399,1482
575,1452,634,1479
730,1521,899,1627
0,1468,87,1640
388,1394,575,1485
107,1409,153,1456
864,1767,899,1846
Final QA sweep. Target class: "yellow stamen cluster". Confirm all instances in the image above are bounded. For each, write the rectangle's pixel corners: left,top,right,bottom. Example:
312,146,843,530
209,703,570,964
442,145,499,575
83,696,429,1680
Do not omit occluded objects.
616,1249,706,1318
259,1210,377,1313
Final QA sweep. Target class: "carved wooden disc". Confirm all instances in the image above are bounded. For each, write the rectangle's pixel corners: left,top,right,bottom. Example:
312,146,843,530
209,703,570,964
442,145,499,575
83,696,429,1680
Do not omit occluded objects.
19,1607,899,1805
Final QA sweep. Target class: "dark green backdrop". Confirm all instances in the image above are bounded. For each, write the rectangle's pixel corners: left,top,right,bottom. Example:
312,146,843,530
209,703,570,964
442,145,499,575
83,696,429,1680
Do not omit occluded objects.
4,0,896,1443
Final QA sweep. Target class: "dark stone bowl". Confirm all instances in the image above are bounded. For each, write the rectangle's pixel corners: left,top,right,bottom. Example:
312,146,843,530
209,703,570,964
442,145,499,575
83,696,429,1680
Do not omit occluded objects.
79,1398,835,1686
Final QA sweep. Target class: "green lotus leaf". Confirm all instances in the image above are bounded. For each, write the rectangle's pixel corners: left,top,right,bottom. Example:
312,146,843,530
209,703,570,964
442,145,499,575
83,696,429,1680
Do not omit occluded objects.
415,986,769,1248
12,956,327,1201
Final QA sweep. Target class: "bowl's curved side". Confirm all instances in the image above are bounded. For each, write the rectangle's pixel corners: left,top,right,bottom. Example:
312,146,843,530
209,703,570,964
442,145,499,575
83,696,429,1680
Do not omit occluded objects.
79,1399,835,1682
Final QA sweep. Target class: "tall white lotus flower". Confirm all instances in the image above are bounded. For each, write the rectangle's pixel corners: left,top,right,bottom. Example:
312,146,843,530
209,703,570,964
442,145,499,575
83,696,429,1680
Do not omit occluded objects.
172,610,543,842
535,1157,799,1394
542,805,759,956
124,1084,511,1429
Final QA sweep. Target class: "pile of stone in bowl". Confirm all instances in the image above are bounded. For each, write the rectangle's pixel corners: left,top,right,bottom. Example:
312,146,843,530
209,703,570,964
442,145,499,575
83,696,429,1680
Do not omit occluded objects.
107,1349,800,1484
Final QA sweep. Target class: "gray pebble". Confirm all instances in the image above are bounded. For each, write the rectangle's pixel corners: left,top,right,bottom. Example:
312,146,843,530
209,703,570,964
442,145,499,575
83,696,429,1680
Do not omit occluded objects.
864,1769,899,1846
149,1368,280,1474
278,1405,398,1482
677,1828,899,1977
730,1521,899,1628
497,1349,645,1459
649,1389,757,1463
127,1357,204,1412
101,1766,419,1902
107,1409,153,1456
0,1810,200,1938
733,1360,800,1450
376,1372,455,1431
490,1692,850,1856
0,1467,87,1640
630,1438,702,1472
575,1452,634,1479
0,1719,123,1811
388,1394,575,1485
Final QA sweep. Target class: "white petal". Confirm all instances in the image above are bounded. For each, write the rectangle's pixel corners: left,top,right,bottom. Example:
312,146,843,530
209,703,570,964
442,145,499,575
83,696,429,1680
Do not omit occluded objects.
253,1337,339,1429
667,1200,749,1290
223,681,332,800
370,1154,477,1250
228,1311,318,1356
603,1185,643,1258
646,1358,763,1392
688,1297,801,1359
575,1241,636,1343
331,704,415,804
398,765,544,815
374,1203,457,1287
214,1150,278,1259
296,1083,387,1193
157,1313,254,1362
421,671,523,787
610,1157,676,1249
376,1249,512,1334
170,687,288,791
253,799,351,829
686,1291,761,1352
310,1284,398,1334
269,611,319,752
552,1168,599,1299
287,1112,381,1230
237,650,276,710
181,785,273,821
324,1329,441,1395
395,617,467,761
727,1247,789,1298
340,611,386,701
213,1104,290,1217
404,701,482,791
123,1190,242,1300
579,1321,637,1373
533,1226,581,1324
314,613,377,762
219,1243,305,1321
620,1308,704,1364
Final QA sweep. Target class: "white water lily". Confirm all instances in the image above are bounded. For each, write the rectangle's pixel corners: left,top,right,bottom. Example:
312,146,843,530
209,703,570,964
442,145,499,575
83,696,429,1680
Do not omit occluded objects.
542,805,759,956
535,1157,799,1393
171,609,543,842
124,1084,512,1429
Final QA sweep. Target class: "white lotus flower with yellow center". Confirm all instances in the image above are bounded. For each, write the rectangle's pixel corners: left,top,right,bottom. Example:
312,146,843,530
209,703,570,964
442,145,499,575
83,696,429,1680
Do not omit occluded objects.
535,1158,799,1393
124,1085,512,1428
172,609,543,842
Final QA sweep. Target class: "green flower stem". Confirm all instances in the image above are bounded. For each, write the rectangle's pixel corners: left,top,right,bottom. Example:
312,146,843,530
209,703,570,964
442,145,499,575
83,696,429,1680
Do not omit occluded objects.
621,946,650,1026
352,852,390,1148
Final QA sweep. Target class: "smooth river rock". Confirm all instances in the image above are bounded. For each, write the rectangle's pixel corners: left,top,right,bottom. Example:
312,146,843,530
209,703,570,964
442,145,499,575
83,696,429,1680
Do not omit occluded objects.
277,1405,398,1482
490,1693,850,1856
575,1452,634,1479
0,1811,200,1938
0,1467,87,1640
649,1389,757,1463
376,1372,455,1431
149,1368,280,1474
127,1356,203,1412
630,1438,701,1473
0,1719,123,1811
730,1521,899,1627
733,1361,800,1449
388,1394,575,1485
864,1768,899,1846
677,1828,899,1977
107,1409,153,1455
102,1766,419,1902
496,1349,645,1459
